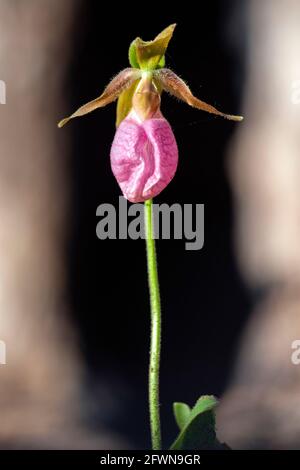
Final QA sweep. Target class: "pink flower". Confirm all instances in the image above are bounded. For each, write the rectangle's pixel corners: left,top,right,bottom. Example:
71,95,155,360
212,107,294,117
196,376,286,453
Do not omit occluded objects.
110,110,178,202
58,30,242,204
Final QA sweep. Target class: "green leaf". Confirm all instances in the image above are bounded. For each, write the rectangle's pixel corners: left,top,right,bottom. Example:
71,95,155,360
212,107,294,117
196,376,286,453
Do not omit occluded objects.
170,395,229,450
173,402,191,430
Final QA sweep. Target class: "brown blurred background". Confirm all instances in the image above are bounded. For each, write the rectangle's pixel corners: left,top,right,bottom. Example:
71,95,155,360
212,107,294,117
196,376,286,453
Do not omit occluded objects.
0,0,299,449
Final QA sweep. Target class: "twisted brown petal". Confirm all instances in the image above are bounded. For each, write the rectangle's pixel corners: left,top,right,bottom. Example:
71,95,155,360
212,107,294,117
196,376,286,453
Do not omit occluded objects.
58,68,141,128
156,68,243,122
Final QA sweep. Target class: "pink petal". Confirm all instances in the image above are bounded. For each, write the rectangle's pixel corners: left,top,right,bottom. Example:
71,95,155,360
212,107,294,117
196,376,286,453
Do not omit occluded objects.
110,111,178,202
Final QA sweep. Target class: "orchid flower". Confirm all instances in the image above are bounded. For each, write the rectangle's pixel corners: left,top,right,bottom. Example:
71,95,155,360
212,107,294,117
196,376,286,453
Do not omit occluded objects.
58,24,242,202
58,25,243,451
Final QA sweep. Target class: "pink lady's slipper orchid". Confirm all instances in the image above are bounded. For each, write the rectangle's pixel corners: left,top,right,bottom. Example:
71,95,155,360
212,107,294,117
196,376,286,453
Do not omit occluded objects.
110,73,178,202
58,24,243,202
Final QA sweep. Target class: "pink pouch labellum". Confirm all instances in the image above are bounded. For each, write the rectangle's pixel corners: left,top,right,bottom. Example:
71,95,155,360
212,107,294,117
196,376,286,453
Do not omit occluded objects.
110,111,178,202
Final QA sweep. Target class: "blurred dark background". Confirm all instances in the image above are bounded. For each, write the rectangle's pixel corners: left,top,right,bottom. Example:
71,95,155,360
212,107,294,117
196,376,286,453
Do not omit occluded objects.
4,0,299,451
65,0,251,447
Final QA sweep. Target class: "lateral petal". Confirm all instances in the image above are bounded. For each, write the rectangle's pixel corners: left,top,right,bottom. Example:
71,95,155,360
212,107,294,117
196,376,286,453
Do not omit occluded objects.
156,68,243,122
58,68,141,128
